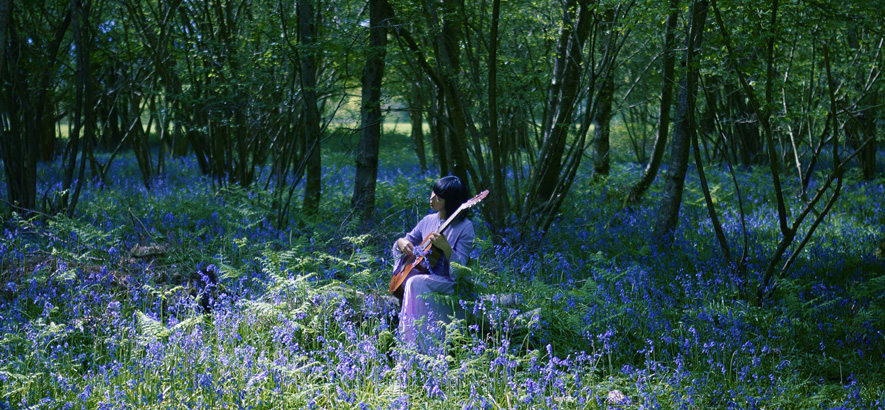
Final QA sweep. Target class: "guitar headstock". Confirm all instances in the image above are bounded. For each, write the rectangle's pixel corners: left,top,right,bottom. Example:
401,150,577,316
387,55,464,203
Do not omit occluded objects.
441,190,489,229
461,190,489,210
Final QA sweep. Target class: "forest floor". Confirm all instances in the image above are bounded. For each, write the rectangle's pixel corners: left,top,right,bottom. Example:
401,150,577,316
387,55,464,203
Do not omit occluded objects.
1,138,884,408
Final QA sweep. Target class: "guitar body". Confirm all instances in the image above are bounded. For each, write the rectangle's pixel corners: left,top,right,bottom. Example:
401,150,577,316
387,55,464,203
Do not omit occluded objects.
388,239,442,299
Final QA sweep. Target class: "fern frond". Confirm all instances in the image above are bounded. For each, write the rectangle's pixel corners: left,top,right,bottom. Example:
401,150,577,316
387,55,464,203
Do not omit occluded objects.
238,299,284,320
170,314,206,333
137,311,170,340
217,262,245,280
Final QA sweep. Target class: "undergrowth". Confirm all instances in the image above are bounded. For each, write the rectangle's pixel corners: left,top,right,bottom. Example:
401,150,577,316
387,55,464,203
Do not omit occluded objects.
0,144,883,409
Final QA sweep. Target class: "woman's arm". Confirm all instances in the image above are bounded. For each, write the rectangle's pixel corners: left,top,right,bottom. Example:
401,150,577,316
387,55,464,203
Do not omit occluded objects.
392,216,429,258
442,220,475,266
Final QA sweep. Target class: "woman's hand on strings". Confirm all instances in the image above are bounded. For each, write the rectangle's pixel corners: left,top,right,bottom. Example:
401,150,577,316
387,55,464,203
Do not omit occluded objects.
397,238,415,256
428,232,453,259
427,232,449,249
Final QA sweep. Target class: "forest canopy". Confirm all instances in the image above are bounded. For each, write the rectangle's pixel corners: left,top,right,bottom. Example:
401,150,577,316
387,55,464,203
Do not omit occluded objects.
1,0,882,299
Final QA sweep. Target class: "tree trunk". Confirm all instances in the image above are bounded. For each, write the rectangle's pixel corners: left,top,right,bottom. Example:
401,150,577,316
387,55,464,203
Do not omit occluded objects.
0,0,8,73
0,0,20,213
409,81,427,171
1,3,70,214
436,0,472,187
431,89,450,176
654,0,707,239
299,0,322,214
63,0,95,216
856,90,877,180
0,65,38,213
692,89,731,263
523,0,591,217
730,85,762,165
846,29,878,180
485,0,508,229
593,9,616,177
352,0,389,222
846,93,878,180
129,92,154,189
626,0,679,203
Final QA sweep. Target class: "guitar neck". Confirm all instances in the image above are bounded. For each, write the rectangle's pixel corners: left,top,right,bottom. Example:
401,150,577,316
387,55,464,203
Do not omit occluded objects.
438,207,463,235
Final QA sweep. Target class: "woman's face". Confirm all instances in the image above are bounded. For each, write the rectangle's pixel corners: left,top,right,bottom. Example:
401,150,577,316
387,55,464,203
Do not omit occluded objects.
430,191,446,213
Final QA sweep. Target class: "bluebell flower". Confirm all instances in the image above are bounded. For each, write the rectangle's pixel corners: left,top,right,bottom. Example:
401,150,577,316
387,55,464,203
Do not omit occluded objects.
412,244,433,271
77,385,93,402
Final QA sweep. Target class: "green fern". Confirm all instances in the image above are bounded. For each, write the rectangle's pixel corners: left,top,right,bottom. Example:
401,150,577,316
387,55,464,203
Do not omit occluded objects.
45,214,122,265
136,311,170,340
136,311,206,341
238,300,285,320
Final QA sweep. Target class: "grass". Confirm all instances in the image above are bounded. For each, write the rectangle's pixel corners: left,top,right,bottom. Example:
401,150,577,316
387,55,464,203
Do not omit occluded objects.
0,130,883,409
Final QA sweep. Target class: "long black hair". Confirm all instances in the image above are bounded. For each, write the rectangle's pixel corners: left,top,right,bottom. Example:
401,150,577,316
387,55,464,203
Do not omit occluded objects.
432,176,470,222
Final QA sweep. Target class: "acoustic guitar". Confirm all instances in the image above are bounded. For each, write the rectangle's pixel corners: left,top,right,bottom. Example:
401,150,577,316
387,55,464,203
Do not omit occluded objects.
388,190,489,298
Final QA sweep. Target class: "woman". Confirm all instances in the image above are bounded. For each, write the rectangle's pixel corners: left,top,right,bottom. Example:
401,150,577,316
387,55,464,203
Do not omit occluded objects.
391,176,476,352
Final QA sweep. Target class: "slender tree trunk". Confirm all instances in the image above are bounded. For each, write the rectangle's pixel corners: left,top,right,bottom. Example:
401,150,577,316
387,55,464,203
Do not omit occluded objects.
711,0,830,302
846,29,878,180
593,9,616,177
593,76,613,175
0,0,18,213
129,92,154,189
63,0,85,208
435,0,471,187
485,0,508,229
299,0,322,214
64,0,95,216
0,74,37,213
654,0,707,239
409,81,427,171
523,0,591,216
156,97,168,176
758,43,848,301
856,90,877,180
431,90,450,176
692,94,731,262
846,94,878,180
352,0,389,222
0,0,9,86
731,86,762,165
5,4,71,214
626,0,679,203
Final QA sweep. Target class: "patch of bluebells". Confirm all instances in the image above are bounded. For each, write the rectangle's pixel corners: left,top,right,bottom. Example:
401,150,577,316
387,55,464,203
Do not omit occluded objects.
1,153,884,407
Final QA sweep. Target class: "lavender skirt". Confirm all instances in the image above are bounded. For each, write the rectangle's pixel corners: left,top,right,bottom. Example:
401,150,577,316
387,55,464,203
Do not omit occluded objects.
398,273,460,354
